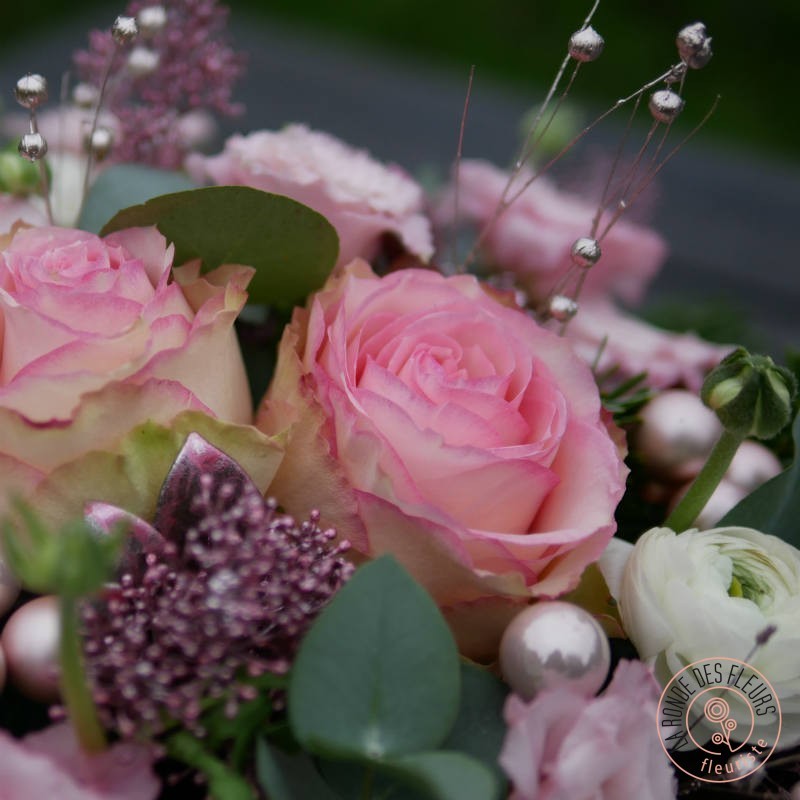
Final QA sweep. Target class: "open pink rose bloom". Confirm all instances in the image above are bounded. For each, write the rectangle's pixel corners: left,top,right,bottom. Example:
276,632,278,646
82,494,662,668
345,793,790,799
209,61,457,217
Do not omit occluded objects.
0,225,252,509
258,261,627,657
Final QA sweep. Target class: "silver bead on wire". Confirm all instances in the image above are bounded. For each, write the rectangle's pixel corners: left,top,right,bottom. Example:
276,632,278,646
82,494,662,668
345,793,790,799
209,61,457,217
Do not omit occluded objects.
548,294,579,322
137,5,167,37
127,46,160,78
649,89,685,123
85,127,114,161
677,22,713,69
665,62,688,85
570,237,601,268
14,74,48,110
112,15,139,45
18,132,48,162
568,26,604,62
72,82,99,108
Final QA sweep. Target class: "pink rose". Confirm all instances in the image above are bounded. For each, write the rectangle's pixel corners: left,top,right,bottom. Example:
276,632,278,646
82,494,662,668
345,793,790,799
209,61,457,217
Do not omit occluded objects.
500,660,677,800
0,723,159,800
257,261,626,658
433,159,667,305
565,299,731,391
0,225,252,508
186,124,434,268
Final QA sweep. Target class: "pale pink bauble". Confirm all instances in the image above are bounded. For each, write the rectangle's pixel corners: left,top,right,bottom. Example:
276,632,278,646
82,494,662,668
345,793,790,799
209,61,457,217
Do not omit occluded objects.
2,595,61,702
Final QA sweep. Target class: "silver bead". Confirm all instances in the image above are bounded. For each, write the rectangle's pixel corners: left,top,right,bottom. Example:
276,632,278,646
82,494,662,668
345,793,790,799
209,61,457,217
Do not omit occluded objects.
85,126,114,161
568,26,605,62
72,82,99,108
112,15,139,45
649,89,685,124
137,5,167,37
677,22,713,69
685,39,713,70
18,132,48,162
499,601,611,701
570,236,601,268
548,294,579,322
14,74,48,110
127,46,160,78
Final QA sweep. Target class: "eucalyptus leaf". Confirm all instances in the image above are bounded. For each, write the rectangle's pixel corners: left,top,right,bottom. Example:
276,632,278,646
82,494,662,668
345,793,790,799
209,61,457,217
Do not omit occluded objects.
719,412,800,546
100,186,339,306
442,663,508,789
289,556,461,761
256,739,342,800
318,752,499,800
77,164,195,233
381,751,500,800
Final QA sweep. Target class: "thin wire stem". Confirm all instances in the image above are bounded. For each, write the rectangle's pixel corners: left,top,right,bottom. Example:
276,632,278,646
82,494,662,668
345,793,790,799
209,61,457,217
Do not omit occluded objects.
451,64,475,271
78,47,117,220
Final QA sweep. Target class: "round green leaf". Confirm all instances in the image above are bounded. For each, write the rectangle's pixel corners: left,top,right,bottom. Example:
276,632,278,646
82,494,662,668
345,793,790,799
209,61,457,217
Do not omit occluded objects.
100,186,339,306
288,556,460,760
720,411,800,546
78,164,196,234
443,663,509,789
382,751,500,800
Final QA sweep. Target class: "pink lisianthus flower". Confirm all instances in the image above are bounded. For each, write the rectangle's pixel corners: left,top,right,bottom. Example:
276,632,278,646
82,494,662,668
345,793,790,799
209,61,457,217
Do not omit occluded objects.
433,159,667,305
0,225,253,509
257,260,627,659
0,723,159,799
186,124,434,268
566,299,732,391
500,660,677,800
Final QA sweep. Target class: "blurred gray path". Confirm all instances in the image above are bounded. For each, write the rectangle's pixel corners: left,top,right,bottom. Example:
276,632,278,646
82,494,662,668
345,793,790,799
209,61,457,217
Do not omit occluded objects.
2,11,799,352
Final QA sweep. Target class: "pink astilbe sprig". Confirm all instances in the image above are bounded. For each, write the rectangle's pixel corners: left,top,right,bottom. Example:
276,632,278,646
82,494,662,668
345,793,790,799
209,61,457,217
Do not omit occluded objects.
73,1,245,167
78,433,353,739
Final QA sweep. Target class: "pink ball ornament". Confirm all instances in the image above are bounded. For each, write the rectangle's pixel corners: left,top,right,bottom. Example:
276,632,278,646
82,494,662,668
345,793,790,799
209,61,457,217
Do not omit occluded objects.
726,440,782,493
636,389,721,480
2,595,61,702
499,601,610,700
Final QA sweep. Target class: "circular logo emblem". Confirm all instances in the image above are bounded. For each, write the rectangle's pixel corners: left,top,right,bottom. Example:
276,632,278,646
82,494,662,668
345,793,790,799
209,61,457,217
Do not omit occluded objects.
656,657,781,783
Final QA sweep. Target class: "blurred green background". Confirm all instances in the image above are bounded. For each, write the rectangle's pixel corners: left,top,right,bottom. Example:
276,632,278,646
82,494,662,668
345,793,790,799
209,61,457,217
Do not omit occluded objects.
2,0,797,163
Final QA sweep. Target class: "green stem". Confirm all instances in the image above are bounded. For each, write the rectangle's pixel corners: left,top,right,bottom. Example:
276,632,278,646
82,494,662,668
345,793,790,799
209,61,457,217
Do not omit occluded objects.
361,765,375,800
165,732,254,800
59,595,107,752
664,429,744,532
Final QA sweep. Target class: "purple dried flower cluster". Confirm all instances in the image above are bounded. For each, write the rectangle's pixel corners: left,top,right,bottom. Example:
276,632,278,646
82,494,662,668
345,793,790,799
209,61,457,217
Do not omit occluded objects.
79,437,352,739
73,1,245,168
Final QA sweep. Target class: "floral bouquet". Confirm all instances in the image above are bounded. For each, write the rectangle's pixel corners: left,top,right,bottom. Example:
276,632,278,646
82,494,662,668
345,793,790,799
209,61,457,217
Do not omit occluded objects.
0,2,798,798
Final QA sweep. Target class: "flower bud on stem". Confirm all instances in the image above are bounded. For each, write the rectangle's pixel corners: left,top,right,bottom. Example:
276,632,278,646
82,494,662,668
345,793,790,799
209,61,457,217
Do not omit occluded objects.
665,348,796,532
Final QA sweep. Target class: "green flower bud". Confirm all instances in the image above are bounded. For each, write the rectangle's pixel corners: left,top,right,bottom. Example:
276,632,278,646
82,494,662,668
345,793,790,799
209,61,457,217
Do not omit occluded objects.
701,348,797,440
0,144,41,194
2,499,122,597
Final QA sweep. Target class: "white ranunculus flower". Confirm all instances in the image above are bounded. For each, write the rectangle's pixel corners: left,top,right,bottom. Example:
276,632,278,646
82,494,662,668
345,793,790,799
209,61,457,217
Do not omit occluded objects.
611,527,800,743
